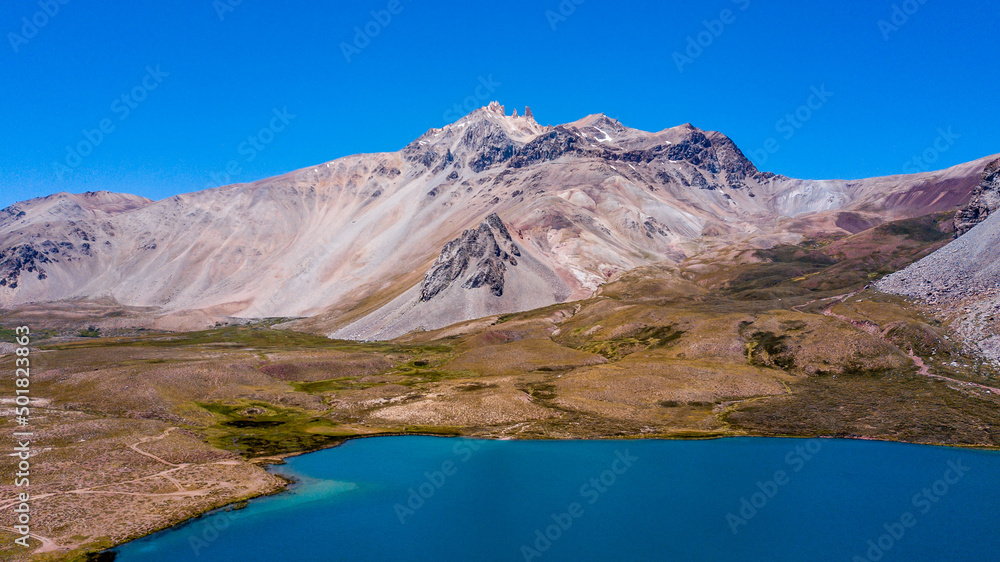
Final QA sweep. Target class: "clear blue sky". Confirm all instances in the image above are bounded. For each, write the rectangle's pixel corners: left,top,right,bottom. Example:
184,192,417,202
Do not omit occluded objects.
2,0,998,208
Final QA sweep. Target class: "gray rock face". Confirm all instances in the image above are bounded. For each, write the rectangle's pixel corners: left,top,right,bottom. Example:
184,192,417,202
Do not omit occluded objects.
508,128,579,168
462,121,517,173
419,213,521,301
955,158,1000,236
0,245,52,289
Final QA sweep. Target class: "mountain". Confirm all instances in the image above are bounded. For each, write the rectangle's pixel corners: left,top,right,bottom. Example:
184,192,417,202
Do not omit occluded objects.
0,103,995,339
877,157,1000,363
0,191,153,290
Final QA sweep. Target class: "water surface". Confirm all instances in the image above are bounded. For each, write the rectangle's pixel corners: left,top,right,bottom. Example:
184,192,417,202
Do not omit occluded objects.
113,436,1000,561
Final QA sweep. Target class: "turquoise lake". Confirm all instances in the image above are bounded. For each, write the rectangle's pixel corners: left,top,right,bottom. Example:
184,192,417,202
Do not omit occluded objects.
111,436,1000,561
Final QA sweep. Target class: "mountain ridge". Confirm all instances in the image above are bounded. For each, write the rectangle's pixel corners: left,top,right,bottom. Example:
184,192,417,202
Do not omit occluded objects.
1,103,996,339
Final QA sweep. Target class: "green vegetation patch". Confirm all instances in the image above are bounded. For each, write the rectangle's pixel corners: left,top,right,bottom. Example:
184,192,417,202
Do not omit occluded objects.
292,377,387,393
0,325,58,343
879,215,954,243
78,326,101,338
454,382,499,392
745,331,796,371
40,324,452,354
396,369,471,386
575,324,684,360
519,382,557,401
197,400,346,457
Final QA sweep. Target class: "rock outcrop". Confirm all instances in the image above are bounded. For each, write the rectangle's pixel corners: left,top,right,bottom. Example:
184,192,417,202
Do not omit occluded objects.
420,214,520,301
955,157,1000,236
0,245,52,289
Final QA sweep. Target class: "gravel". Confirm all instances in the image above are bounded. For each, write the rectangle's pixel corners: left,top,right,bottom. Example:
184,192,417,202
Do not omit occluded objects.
876,211,1000,363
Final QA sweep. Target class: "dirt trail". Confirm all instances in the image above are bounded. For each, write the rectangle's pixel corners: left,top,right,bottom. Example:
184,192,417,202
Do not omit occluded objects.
790,293,854,314
822,300,1000,395
1,529,60,553
1,427,230,555
906,348,1000,393
130,427,185,468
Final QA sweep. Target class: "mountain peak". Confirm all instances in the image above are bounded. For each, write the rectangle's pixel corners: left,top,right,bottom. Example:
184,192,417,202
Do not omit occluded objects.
466,102,539,124
485,100,505,116
572,113,623,128
427,102,548,148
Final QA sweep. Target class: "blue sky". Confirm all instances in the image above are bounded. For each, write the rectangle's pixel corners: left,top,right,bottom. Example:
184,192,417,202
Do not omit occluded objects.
1,0,997,208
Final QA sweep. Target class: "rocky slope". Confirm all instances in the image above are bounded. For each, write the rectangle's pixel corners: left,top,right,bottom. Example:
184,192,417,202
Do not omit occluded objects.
331,213,569,340
0,102,995,339
877,208,1000,363
878,158,1000,363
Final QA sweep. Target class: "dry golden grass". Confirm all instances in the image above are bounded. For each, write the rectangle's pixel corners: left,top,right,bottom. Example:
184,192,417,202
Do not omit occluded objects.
444,338,606,376
555,355,791,406
370,377,556,426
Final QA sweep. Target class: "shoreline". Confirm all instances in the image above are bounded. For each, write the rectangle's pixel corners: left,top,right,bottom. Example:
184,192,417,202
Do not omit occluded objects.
93,430,1000,559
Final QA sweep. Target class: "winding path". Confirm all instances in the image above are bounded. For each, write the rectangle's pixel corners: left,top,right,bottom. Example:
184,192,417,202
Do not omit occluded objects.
0,427,228,554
